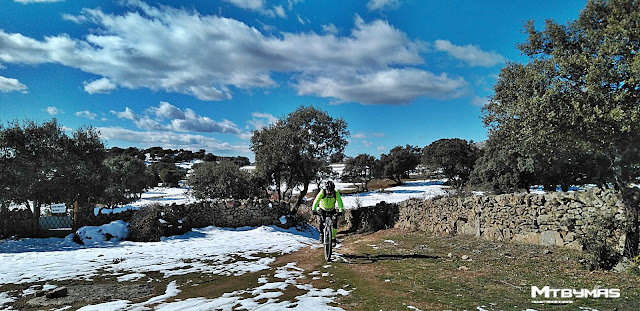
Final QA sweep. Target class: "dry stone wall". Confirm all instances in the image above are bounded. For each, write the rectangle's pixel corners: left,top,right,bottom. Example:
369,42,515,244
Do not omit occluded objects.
393,188,635,251
180,199,290,228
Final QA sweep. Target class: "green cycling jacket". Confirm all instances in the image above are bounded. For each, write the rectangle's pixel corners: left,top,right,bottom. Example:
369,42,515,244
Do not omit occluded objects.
312,189,344,212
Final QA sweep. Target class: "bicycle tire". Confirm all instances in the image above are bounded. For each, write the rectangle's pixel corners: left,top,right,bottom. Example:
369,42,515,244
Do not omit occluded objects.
324,216,333,262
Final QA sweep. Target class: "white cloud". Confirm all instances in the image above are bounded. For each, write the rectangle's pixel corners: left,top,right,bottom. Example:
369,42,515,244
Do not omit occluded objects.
352,132,367,139
471,95,489,107
75,110,97,120
14,0,63,3
112,107,137,121
0,2,466,105
112,102,242,134
246,112,277,130
287,0,303,10
367,0,401,11
362,140,374,147
321,24,339,35
0,76,27,93
83,77,117,94
223,0,286,18
377,146,387,153
297,14,305,25
273,5,286,18
45,106,61,115
295,68,468,105
97,127,250,153
224,0,263,10
150,101,185,120
434,40,505,67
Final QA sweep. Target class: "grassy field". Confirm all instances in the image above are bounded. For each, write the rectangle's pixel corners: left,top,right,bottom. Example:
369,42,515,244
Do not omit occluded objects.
324,228,640,311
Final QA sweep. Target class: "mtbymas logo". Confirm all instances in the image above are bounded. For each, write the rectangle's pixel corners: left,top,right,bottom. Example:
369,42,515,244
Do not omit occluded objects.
531,286,620,300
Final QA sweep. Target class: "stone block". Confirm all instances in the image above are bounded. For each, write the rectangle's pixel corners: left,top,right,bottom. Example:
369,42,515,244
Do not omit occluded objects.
540,230,563,247
512,232,541,245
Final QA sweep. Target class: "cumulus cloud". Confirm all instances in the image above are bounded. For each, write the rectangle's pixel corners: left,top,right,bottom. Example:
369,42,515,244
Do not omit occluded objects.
296,68,468,105
112,102,242,134
434,40,505,67
367,0,401,11
0,76,27,93
75,110,97,120
0,2,467,105
45,106,61,115
246,112,277,130
321,24,339,35
223,0,286,18
97,126,250,154
111,107,137,121
84,77,117,94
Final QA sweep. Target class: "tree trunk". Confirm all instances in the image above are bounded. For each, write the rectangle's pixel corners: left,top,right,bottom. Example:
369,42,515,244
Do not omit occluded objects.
619,185,639,258
33,201,40,236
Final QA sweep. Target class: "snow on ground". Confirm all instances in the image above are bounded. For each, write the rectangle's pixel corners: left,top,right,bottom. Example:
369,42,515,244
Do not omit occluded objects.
95,186,197,215
101,262,349,311
175,159,203,171
0,225,318,285
74,220,128,244
0,292,15,309
0,223,353,310
341,180,447,208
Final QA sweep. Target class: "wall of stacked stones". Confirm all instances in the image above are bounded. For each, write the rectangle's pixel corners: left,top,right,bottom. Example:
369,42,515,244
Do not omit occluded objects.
181,199,290,228
394,188,633,251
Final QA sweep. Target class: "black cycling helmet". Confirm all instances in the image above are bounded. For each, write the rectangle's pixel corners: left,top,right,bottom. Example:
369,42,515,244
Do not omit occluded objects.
325,181,335,193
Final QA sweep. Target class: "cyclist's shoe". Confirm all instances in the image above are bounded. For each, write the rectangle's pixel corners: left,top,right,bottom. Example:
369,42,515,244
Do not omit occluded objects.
331,238,337,245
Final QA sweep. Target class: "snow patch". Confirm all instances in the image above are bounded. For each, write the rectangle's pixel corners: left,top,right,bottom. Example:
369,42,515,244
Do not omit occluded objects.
341,180,447,208
153,263,349,310
0,292,15,309
0,225,318,285
74,220,128,244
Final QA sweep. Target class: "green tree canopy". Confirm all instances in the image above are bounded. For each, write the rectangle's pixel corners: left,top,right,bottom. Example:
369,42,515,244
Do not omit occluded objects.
251,106,349,207
101,155,151,208
344,154,380,191
189,160,256,199
482,0,640,256
422,139,480,189
380,145,420,185
0,120,107,229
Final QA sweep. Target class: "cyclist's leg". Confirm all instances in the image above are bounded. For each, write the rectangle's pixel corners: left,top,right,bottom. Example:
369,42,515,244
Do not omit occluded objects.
318,209,326,242
328,209,338,241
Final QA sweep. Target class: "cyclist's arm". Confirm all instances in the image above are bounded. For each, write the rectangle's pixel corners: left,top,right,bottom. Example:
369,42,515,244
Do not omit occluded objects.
312,189,324,211
336,190,344,212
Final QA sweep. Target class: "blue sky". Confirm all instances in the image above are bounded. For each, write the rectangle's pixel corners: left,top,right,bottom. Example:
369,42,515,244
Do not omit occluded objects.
0,0,587,160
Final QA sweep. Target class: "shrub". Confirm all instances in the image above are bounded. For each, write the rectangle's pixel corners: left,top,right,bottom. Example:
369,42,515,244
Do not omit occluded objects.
128,204,189,242
189,160,257,199
580,213,622,270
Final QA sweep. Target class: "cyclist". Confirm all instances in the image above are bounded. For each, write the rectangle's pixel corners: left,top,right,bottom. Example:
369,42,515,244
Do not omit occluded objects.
312,181,344,244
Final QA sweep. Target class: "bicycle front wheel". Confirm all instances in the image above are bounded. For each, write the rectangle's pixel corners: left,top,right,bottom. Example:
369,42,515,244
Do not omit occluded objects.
323,217,333,262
